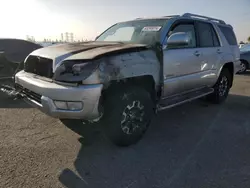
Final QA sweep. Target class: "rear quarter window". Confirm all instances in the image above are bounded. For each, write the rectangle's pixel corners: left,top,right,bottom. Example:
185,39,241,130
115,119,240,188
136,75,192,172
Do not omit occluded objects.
218,26,237,45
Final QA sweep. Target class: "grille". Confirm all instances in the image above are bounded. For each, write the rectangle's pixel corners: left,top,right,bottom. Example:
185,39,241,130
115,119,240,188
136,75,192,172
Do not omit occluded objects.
24,55,53,78
15,84,42,104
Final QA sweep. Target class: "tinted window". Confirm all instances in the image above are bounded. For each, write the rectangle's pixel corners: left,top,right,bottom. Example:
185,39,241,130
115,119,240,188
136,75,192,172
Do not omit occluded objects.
211,26,220,47
196,22,213,47
169,24,196,48
219,26,237,45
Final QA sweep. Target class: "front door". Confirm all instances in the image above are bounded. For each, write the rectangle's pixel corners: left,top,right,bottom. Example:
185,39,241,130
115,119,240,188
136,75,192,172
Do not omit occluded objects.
163,21,203,97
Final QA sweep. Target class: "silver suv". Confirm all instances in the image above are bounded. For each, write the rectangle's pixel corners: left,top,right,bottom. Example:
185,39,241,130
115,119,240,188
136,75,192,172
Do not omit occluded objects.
14,13,241,146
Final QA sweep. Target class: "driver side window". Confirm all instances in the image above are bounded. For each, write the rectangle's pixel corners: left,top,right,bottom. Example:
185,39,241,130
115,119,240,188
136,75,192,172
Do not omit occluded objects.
168,24,196,48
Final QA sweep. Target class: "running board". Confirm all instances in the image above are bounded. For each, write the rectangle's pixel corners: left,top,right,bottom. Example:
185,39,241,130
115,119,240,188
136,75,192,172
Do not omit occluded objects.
158,88,214,111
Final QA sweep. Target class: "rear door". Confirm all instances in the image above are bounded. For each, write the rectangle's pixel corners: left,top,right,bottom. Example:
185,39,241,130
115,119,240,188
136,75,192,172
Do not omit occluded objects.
194,21,222,87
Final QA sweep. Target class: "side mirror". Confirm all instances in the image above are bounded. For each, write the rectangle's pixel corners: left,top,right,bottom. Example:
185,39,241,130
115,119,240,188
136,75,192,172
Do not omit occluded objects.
166,32,191,48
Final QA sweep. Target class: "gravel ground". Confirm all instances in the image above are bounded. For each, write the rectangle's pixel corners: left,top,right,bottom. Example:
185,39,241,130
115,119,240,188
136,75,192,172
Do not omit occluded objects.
1,74,250,188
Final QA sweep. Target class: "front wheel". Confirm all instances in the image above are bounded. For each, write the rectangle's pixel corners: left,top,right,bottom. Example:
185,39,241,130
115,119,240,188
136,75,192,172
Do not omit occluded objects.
103,86,153,147
207,69,231,104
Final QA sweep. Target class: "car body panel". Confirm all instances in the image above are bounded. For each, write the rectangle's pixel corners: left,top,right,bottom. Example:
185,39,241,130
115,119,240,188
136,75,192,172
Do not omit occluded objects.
79,50,161,90
163,48,203,96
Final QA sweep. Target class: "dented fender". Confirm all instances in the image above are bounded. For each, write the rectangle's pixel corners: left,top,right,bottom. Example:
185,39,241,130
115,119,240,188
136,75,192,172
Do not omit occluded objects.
82,50,161,89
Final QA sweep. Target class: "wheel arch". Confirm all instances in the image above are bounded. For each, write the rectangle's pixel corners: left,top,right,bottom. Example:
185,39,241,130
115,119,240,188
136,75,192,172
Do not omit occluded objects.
219,62,234,87
101,75,159,103
98,75,158,126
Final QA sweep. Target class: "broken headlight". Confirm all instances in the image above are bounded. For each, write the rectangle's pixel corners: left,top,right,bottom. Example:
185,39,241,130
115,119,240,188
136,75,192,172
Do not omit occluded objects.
54,60,99,82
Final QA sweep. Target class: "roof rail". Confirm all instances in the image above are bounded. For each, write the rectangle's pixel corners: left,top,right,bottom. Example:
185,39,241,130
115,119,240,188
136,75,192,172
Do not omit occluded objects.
163,15,180,18
182,13,226,24
135,15,180,20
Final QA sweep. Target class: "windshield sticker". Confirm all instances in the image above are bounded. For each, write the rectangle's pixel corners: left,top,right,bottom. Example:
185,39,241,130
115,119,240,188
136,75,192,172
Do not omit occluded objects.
142,26,162,32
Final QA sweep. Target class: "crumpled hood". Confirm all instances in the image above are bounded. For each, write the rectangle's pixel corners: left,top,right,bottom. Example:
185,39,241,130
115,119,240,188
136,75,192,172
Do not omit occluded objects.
29,41,148,72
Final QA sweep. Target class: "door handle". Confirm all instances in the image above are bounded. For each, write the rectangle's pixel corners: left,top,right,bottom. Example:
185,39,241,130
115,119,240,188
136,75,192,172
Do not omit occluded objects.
194,51,200,57
217,49,222,54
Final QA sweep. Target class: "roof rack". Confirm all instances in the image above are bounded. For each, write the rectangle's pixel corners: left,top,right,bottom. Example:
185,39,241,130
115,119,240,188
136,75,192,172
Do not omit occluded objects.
182,13,226,24
135,15,180,20
163,15,180,18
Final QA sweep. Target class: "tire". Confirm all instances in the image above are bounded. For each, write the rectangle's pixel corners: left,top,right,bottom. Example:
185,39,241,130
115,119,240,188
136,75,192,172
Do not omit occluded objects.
238,61,247,74
103,85,153,147
207,68,231,104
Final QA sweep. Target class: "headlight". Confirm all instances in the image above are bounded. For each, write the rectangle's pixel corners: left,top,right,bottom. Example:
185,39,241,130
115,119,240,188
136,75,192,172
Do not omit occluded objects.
54,60,99,82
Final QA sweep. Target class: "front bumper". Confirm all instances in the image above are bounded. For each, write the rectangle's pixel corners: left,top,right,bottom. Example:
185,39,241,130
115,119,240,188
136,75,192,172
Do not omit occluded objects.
15,70,103,120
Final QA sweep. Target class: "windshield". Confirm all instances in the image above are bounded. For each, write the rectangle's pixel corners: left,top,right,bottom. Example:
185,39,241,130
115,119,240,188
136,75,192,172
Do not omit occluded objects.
240,44,250,52
96,19,169,45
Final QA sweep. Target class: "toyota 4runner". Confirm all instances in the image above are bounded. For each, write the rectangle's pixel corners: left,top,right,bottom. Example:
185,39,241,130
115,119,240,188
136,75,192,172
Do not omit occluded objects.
14,13,241,146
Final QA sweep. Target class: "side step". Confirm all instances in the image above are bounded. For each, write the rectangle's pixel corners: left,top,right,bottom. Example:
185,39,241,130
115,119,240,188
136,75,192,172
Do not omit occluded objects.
158,87,214,111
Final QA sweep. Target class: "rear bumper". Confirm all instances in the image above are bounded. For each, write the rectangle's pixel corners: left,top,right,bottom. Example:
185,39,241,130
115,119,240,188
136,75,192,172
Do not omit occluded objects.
15,70,103,120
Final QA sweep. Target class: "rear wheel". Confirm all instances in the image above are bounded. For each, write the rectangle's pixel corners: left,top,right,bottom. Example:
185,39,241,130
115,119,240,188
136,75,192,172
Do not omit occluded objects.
103,85,153,146
207,69,231,104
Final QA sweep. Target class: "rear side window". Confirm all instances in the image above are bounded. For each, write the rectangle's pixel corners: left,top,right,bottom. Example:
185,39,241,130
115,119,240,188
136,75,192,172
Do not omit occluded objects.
196,22,214,47
219,26,237,45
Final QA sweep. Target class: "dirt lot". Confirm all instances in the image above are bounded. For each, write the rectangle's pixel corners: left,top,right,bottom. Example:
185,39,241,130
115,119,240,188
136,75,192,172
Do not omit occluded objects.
1,74,250,188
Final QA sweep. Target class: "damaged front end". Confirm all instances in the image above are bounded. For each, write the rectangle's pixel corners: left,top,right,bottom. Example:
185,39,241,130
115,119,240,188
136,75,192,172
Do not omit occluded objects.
2,41,162,121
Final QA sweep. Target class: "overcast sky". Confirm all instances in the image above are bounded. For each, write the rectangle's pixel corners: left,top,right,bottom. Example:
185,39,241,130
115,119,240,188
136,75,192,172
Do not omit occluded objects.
0,0,250,42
